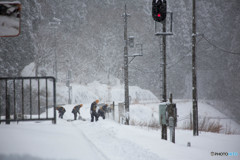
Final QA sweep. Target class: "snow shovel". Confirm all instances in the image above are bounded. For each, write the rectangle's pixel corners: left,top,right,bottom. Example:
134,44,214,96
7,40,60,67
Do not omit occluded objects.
78,115,86,121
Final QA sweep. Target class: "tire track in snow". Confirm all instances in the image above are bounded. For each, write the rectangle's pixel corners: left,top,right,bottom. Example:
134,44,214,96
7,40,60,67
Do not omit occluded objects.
76,121,165,160
71,122,111,160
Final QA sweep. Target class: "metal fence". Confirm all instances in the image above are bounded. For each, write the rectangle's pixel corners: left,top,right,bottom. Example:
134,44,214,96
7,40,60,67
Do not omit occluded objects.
0,77,56,124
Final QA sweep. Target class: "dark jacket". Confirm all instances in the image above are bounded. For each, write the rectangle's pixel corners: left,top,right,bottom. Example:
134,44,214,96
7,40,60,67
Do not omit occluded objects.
90,101,97,113
102,104,108,112
98,105,107,113
57,106,66,113
72,105,81,114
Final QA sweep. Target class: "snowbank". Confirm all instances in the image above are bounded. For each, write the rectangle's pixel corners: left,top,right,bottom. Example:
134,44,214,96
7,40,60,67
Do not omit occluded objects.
55,80,159,104
21,62,159,105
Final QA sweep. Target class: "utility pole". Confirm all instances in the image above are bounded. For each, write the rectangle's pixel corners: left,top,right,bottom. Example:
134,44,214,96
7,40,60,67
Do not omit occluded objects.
107,69,111,103
67,70,72,104
192,0,199,136
123,4,130,125
54,30,57,82
49,15,61,82
122,4,142,125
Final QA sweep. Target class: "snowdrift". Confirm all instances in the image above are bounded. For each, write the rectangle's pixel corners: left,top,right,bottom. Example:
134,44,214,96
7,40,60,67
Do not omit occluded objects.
21,62,159,105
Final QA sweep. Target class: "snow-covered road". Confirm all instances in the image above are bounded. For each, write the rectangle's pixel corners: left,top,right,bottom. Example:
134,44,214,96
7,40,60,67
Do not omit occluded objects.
0,104,163,160
0,104,240,160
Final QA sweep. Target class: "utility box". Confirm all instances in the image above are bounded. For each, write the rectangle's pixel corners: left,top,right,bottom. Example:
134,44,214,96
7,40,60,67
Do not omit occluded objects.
166,103,177,127
159,103,168,125
159,102,177,126
128,36,134,48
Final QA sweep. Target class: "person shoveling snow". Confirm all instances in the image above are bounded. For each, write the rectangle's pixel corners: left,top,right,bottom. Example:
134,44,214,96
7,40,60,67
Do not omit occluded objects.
72,104,83,120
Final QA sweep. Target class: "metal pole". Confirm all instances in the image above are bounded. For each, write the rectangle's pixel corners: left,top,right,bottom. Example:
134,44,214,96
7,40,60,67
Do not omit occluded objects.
192,0,199,136
46,78,48,118
49,17,60,82
30,79,32,119
0,81,2,123
13,79,16,120
5,80,10,124
113,101,115,121
123,4,130,125
68,86,71,104
160,19,168,140
162,20,167,102
68,70,71,104
6,95,10,124
53,77,56,124
22,79,24,120
38,79,40,119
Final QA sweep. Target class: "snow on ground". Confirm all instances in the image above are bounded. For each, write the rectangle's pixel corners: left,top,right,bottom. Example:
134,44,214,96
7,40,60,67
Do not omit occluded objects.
0,104,240,160
0,63,237,159
175,99,240,133
20,62,239,133
128,101,240,134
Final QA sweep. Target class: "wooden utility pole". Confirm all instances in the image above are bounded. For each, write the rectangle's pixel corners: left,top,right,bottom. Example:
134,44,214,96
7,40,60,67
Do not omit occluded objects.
192,0,199,136
123,4,130,125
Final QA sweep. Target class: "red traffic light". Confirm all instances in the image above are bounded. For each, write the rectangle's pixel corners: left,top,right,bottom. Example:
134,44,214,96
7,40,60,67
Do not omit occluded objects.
152,0,167,22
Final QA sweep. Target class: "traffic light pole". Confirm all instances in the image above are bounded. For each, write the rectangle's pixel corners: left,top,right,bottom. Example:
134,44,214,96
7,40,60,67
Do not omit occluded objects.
192,0,199,136
162,20,167,102
161,20,168,140
153,6,173,140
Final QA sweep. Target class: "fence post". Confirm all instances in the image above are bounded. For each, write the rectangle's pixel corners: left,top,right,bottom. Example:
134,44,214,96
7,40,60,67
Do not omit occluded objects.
53,77,56,124
190,112,193,130
118,103,124,124
113,101,115,121
169,116,175,143
6,95,10,124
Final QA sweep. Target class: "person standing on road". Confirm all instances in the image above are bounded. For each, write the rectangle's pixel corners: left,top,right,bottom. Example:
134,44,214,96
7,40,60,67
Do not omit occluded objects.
56,106,66,119
90,100,99,122
72,104,83,120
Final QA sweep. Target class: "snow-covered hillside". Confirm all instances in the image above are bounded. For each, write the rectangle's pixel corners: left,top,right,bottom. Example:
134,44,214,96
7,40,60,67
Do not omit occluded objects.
21,62,159,105
56,81,159,104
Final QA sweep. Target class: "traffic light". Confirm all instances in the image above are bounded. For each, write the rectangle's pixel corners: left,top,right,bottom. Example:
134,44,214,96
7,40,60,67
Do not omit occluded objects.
152,0,167,22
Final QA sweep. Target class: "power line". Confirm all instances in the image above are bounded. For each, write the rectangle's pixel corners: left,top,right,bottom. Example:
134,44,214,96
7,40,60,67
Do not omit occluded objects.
202,36,240,56
129,65,159,74
167,52,191,70
167,37,204,70
167,34,240,70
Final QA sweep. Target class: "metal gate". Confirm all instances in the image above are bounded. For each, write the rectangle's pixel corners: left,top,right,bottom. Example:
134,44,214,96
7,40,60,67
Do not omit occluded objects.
0,77,56,124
